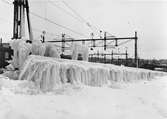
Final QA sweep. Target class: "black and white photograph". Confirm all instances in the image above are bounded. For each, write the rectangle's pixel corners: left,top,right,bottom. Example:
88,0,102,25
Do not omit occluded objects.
0,0,167,118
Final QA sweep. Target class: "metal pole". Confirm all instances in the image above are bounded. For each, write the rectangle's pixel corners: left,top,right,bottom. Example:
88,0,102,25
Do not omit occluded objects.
13,0,17,39
18,0,21,38
20,0,25,38
47,37,136,43
111,50,113,63
104,54,106,63
135,31,138,67
125,49,128,66
25,0,33,41
104,32,106,50
62,34,65,54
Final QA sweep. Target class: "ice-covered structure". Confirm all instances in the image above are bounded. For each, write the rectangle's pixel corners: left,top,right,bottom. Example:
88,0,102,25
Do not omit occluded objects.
31,40,46,56
10,39,61,70
44,43,61,58
10,39,32,69
19,55,166,92
71,43,89,61
31,40,60,58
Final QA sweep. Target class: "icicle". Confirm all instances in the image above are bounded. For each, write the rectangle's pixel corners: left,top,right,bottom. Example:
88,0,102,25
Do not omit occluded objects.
19,55,166,92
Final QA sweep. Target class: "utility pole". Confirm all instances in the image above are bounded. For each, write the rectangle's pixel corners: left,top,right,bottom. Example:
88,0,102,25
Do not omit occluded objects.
41,30,46,43
91,33,95,47
104,32,107,50
13,0,33,40
0,38,2,46
111,50,113,63
99,30,102,39
25,0,33,41
62,33,65,54
125,48,128,66
134,31,138,67
13,0,25,39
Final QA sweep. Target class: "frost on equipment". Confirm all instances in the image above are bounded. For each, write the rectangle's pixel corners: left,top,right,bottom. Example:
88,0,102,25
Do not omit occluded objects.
19,55,165,92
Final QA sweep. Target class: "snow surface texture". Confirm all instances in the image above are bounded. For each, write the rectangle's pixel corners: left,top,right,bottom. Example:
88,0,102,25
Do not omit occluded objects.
0,75,167,119
19,55,166,92
71,43,89,61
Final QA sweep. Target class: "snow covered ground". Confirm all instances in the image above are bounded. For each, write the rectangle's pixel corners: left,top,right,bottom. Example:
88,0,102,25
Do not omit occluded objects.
0,75,167,119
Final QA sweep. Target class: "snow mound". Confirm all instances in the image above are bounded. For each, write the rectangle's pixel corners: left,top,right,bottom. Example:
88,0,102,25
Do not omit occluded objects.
0,75,39,95
18,55,166,92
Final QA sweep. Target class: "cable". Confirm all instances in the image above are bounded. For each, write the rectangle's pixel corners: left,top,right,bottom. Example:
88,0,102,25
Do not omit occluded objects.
118,39,132,46
62,1,86,23
48,0,83,23
2,0,88,38
62,1,100,32
62,1,116,37
30,12,87,37
107,40,115,45
2,0,115,42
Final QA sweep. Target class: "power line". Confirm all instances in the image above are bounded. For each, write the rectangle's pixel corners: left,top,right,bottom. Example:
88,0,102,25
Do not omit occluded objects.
2,0,115,40
118,39,132,46
30,12,88,37
48,0,101,35
62,1,115,37
48,0,83,23
62,1,86,23
62,1,100,32
1,0,88,38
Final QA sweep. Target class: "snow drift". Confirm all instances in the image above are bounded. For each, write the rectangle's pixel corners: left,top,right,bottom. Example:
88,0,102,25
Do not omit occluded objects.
19,55,166,91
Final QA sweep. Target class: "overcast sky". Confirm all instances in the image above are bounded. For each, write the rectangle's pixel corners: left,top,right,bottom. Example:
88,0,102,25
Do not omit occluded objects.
0,0,167,59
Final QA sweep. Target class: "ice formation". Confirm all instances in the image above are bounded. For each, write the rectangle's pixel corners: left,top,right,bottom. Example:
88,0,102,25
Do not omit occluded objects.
71,43,89,61
19,55,166,92
44,43,61,58
31,40,46,56
10,39,32,69
10,39,61,70
31,40,61,58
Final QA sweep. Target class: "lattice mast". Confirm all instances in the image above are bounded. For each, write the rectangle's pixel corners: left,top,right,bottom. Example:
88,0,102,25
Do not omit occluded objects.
13,0,33,41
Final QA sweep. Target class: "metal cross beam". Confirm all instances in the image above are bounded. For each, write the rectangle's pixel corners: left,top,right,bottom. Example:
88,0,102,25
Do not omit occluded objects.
47,37,136,42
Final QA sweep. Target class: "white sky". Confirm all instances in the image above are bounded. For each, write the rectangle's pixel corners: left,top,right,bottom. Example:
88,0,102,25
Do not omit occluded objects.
0,0,167,59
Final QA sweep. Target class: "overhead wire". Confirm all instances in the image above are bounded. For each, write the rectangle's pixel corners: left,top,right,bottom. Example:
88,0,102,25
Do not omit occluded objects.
48,0,83,23
2,0,132,50
1,0,89,38
2,0,114,40
118,39,132,46
30,12,88,37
